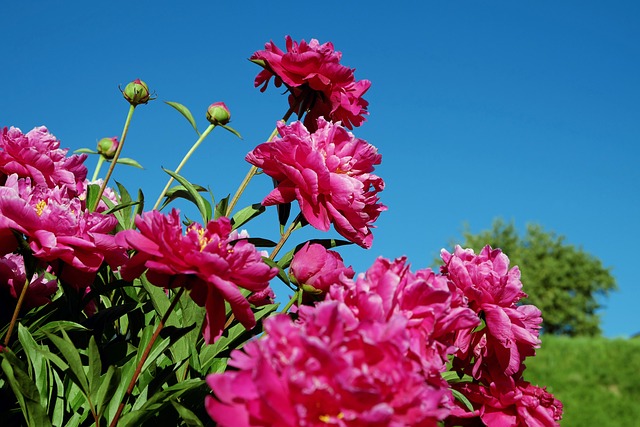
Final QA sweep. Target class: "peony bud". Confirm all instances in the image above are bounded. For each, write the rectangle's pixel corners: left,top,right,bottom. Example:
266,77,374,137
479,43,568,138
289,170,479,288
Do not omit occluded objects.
206,102,231,125
96,137,119,159
122,79,151,105
289,242,355,295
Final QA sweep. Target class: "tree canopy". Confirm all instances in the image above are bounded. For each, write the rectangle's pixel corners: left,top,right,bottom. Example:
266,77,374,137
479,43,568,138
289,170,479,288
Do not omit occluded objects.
455,219,617,336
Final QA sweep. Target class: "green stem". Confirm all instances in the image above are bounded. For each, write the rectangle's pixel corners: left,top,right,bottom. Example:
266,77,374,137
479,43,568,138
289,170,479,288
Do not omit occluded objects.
109,287,185,427
91,155,106,182
269,214,302,260
92,104,136,212
279,290,300,314
152,124,216,211
225,105,297,217
3,278,30,346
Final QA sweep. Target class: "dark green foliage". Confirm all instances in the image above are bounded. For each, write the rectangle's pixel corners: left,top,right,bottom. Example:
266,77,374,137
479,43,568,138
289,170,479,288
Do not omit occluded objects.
457,219,617,336
526,335,640,427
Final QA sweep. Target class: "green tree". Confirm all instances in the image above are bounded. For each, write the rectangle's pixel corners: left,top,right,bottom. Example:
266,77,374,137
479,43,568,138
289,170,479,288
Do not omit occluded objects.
456,219,617,336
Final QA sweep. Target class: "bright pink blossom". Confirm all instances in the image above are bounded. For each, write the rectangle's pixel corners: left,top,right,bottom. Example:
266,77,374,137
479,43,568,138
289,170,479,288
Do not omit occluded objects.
450,378,563,427
0,254,58,311
206,301,451,426
0,126,87,196
290,242,354,294
246,118,386,248
251,36,371,130
329,257,479,384
0,174,126,288
115,210,278,343
441,246,542,381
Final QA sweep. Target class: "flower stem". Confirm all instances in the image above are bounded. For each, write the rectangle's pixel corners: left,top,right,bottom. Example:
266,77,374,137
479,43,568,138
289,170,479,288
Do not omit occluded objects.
92,104,136,212
269,213,302,260
152,124,217,211
109,287,185,427
3,278,30,346
225,105,297,217
91,155,106,182
279,290,300,314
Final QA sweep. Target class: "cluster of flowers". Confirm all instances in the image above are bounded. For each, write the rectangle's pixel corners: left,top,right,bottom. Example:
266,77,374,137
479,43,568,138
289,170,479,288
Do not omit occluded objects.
0,126,124,316
0,35,563,426
206,244,563,426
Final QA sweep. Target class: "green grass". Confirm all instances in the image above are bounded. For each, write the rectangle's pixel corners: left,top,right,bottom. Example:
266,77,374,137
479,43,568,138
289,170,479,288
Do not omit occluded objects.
524,335,640,427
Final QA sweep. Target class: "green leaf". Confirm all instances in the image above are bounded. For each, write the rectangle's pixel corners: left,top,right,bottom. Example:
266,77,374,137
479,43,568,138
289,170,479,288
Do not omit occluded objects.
113,157,144,169
231,237,277,248
160,183,209,212
165,101,200,135
135,188,145,218
262,257,290,286
275,188,291,233
50,367,65,426
118,379,205,427
95,365,118,419
230,203,266,230
104,357,136,423
214,194,229,220
103,199,140,216
170,399,204,426
162,168,212,222
31,321,88,341
220,124,242,139
140,275,171,319
44,330,89,393
1,351,53,426
451,388,475,412
86,183,100,213
18,324,49,408
87,336,102,401
115,181,135,229
74,148,98,154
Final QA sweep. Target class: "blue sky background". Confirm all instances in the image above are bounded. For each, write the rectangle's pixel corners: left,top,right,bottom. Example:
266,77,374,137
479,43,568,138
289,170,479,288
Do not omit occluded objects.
1,1,638,337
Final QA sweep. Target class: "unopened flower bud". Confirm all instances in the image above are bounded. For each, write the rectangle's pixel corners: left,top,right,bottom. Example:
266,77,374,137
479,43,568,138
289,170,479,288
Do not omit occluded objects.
206,102,231,125
290,242,355,295
123,79,151,105
96,137,119,159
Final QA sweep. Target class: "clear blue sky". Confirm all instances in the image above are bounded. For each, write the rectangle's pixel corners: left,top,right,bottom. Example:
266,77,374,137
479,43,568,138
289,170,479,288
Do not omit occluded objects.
1,1,638,337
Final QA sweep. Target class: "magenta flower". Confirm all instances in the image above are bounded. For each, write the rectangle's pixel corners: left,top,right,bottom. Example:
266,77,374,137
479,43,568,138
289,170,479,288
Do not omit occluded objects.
115,210,278,343
0,126,87,196
0,254,58,311
0,174,126,288
251,36,371,130
290,242,354,294
206,301,451,426
450,378,563,427
246,118,386,248
329,257,478,383
441,246,542,381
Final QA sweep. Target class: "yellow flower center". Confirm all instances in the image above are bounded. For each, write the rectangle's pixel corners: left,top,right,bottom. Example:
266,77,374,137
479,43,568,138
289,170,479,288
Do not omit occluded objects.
319,413,344,423
35,200,47,216
196,228,210,251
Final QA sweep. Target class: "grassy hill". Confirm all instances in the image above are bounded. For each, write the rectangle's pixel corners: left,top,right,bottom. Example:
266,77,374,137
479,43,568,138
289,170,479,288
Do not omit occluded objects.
524,335,640,426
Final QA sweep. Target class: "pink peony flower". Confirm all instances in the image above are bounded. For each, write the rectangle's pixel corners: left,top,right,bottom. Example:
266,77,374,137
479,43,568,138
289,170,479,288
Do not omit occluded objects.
206,300,451,426
251,36,371,130
246,118,386,248
0,174,126,288
450,378,563,427
329,257,479,384
115,209,278,343
289,242,355,295
0,126,87,196
0,253,58,311
441,246,542,381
